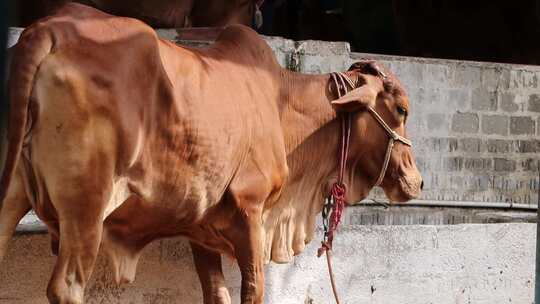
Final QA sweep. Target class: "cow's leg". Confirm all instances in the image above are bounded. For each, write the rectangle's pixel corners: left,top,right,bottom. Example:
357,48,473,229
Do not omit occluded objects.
225,185,269,304
224,156,287,304
230,211,265,304
42,173,109,304
0,167,31,262
190,242,231,304
44,181,110,303
46,208,104,304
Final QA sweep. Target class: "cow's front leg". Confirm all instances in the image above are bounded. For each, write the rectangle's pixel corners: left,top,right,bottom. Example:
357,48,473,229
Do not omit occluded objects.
225,154,288,304
190,242,231,304
225,187,266,304
232,212,265,304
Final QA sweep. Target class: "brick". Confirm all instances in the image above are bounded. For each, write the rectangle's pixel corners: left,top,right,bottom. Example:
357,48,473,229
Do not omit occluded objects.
401,62,424,83
415,157,442,172
463,158,492,171
510,116,535,135
481,67,513,90
459,138,483,153
451,113,479,133
451,66,481,88
449,176,465,189
486,139,511,153
471,88,497,111
447,88,470,110
443,157,463,171
415,157,427,172
481,67,500,89
518,140,540,153
407,87,425,105
423,88,449,108
500,92,519,112
528,94,540,112
494,158,516,172
510,70,539,89
427,113,450,132
425,64,450,84
522,159,539,171
428,138,458,152
448,138,458,152
481,115,508,135
465,175,489,191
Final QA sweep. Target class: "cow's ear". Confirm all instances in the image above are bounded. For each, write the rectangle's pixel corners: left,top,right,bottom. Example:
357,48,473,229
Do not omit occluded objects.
331,83,379,112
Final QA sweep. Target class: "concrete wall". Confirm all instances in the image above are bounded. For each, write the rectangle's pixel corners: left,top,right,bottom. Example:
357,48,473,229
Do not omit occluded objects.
0,223,535,304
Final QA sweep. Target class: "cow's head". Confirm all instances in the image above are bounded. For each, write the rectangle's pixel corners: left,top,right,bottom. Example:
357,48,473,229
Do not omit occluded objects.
330,61,423,203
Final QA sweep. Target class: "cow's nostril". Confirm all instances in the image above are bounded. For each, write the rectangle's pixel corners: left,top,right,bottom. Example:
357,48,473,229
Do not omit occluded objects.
420,180,424,190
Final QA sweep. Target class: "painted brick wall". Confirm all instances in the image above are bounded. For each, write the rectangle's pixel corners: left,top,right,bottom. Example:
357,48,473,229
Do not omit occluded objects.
373,56,540,204
258,36,540,205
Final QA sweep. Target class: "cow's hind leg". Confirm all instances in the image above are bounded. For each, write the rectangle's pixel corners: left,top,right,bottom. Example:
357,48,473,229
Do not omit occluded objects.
39,145,113,304
47,215,103,304
33,50,117,303
0,167,31,262
41,163,109,303
47,183,107,304
190,242,231,304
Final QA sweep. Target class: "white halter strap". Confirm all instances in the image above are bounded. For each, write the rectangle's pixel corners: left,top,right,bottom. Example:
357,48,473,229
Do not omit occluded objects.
332,72,412,187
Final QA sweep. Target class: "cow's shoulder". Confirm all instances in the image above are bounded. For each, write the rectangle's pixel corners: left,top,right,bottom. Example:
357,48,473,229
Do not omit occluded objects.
214,24,279,68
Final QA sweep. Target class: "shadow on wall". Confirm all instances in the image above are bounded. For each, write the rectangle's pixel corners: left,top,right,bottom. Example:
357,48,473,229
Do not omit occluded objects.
9,0,540,65
265,0,540,65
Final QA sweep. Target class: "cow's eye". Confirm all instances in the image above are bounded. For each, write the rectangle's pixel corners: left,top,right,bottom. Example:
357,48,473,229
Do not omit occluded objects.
397,106,408,116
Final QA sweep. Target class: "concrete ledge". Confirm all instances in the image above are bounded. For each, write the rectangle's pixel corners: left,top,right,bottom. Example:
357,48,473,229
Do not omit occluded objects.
15,201,537,234
0,223,535,303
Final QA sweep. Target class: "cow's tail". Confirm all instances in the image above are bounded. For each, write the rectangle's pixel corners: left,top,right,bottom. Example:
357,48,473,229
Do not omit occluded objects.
0,27,53,202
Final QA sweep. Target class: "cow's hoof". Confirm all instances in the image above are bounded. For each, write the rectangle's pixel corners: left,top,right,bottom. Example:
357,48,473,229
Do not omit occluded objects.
47,280,84,304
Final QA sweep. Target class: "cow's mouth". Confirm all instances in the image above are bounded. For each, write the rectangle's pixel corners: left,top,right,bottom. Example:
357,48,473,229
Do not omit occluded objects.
383,174,422,203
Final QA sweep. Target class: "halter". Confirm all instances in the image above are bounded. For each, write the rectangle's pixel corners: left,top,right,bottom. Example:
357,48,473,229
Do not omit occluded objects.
333,71,412,187
318,70,413,304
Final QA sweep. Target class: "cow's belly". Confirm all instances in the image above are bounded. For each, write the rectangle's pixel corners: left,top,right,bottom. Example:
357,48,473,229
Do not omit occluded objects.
104,176,237,254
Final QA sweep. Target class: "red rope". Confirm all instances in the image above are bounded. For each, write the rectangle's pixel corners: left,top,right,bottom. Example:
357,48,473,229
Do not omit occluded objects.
317,73,354,304
317,113,350,256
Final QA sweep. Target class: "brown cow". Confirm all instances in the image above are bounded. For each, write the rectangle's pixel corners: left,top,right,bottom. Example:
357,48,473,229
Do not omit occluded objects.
0,3,422,303
15,0,259,28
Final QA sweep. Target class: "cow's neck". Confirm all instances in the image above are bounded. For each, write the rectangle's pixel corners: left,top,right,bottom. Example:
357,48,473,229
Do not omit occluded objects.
261,70,348,263
279,70,342,192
